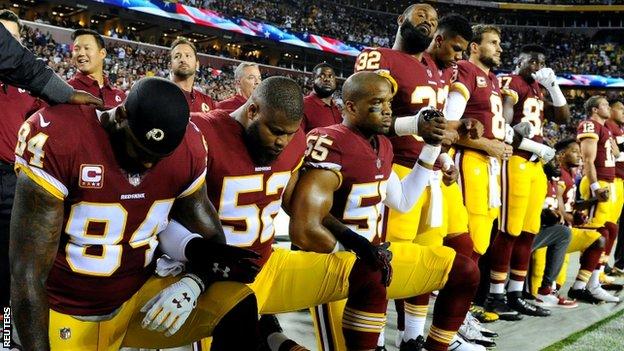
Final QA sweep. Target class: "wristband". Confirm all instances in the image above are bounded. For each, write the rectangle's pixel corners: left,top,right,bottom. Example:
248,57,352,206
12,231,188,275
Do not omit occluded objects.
439,153,454,171
183,273,205,293
590,182,601,193
419,144,441,166
394,115,418,136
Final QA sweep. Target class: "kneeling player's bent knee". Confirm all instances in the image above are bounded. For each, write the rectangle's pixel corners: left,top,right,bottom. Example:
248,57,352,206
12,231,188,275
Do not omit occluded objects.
212,294,259,351
446,253,480,291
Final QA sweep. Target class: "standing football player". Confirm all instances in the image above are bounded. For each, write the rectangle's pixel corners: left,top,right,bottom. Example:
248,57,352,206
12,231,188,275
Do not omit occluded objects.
302,62,342,133
487,44,568,317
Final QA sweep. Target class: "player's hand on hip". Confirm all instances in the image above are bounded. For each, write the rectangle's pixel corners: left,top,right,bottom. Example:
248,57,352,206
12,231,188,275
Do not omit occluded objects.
417,107,446,145
141,275,202,337
68,90,104,107
485,140,510,159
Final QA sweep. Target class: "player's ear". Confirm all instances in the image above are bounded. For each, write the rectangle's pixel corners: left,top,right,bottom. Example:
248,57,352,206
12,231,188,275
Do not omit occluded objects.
344,100,356,116
469,41,479,55
397,14,404,26
435,34,444,48
247,102,259,122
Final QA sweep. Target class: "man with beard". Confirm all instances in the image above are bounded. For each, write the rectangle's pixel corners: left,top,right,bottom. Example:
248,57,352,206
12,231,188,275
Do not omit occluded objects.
175,76,399,351
292,71,480,351
486,45,568,317
608,102,624,275
10,77,261,350
169,37,215,113
216,61,261,112
570,95,620,303
443,24,520,320
355,7,488,350
69,29,126,107
301,62,342,133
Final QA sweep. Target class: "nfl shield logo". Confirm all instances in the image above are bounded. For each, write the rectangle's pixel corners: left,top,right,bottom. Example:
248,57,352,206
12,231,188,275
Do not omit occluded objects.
60,327,71,340
128,173,142,187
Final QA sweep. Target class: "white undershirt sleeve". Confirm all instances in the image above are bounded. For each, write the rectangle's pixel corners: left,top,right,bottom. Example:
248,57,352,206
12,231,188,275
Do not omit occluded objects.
443,91,467,121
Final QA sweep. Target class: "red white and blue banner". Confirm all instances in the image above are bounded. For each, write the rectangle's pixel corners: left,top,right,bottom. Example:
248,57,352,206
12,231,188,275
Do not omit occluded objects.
94,0,362,56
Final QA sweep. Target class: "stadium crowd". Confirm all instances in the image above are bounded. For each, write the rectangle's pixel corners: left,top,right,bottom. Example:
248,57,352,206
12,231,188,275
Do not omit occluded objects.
2,2,624,351
7,0,623,77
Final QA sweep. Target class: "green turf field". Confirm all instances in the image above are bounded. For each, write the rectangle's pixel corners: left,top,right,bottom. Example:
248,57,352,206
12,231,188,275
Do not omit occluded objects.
543,308,624,351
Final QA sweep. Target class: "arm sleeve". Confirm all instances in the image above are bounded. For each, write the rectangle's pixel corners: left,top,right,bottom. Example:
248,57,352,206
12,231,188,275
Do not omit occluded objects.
383,164,432,213
443,91,467,121
0,25,73,103
157,220,201,262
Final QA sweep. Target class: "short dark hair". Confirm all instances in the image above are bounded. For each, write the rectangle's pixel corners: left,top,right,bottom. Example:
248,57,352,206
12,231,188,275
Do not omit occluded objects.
437,14,472,42
253,76,303,121
72,29,105,49
584,95,606,115
520,44,547,56
471,24,501,45
170,37,197,57
312,62,334,75
0,9,21,31
554,138,577,153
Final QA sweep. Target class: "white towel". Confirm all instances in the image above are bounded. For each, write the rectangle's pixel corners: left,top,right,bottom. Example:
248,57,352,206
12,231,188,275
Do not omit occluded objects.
155,255,185,277
488,157,502,208
427,170,443,228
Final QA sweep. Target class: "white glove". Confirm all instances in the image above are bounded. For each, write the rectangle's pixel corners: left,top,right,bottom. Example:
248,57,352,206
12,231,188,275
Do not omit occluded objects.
141,275,202,336
504,124,515,144
531,68,556,89
513,121,534,139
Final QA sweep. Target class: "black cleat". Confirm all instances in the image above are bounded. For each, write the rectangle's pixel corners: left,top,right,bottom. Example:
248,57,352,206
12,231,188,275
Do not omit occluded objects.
602,283,624,292
568,288,603,304
484,293,523,321
507,291,551,316
400,335,425,351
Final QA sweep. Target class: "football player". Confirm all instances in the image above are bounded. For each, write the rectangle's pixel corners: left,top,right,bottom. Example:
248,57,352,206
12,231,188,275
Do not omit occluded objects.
530,138,613,304
444,24,525,321
162,76,406,351
488,44,569,317
302,62,342,133
215,61,261,112
570,95,620,302
604,101,624,280
10,77,260,350
291,71,480,351
69,28,126,106
0,10,45,345
609,101,624,275
354,7,487,348
169,37,216,113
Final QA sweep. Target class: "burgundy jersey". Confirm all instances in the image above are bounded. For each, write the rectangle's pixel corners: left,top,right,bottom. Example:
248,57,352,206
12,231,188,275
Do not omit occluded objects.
0,83,42,163
67,72,126,108
543,179,558,210
560,166,577,213
191,110,306,267
605,120,624,179
304,124,393,245
14,105,207,316
301,92,342,133
354,48,448,168
452,60,505,143
577,119,615,182
499,74,545,160
215,94,247,112
183,88,216,113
